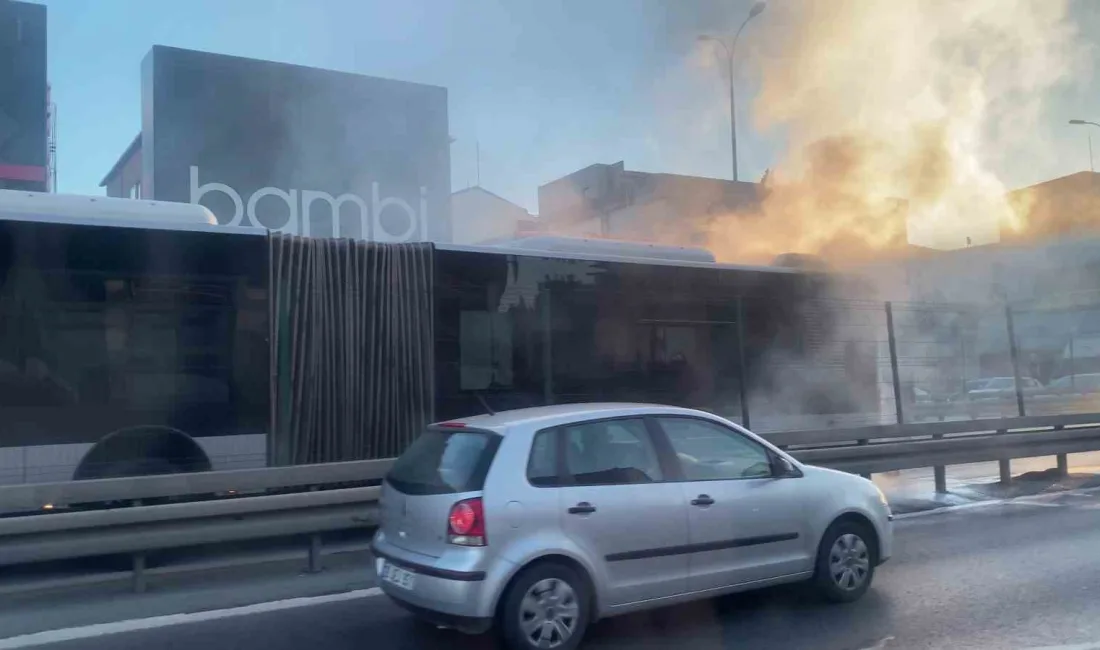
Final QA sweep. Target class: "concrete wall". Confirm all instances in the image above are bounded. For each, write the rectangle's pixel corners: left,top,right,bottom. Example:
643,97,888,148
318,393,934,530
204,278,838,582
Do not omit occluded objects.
537,161,761,246
450,187,533,244
102,137,143,199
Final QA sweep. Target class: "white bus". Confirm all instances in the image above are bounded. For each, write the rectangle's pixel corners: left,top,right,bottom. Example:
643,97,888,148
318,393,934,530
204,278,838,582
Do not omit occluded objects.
0,190,874,486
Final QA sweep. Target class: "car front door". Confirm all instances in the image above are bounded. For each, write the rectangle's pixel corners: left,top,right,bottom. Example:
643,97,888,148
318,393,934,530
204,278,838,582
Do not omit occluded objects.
652,416,813,594
553,417,689,607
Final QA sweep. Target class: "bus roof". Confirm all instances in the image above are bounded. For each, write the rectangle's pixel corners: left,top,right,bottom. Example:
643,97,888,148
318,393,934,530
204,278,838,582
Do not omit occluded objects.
0,191,805,274
0,189,259,235
473,235,717,263
438,240,801,274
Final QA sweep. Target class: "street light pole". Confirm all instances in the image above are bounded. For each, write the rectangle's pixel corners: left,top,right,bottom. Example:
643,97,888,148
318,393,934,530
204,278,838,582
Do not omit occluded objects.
700,1,766,183
1069,119,1100,173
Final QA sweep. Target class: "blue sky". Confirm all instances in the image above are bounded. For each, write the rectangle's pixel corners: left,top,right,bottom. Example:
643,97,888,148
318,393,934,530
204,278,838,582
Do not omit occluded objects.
38,0,1100,216
40,0,780,212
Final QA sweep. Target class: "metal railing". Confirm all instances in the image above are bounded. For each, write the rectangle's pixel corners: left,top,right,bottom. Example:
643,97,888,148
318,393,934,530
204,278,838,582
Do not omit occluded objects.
769,412,1100,489
2,413,1100,592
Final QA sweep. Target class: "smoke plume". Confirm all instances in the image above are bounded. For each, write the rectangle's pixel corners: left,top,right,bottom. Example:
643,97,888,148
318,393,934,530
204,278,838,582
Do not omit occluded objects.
703,0,1087,265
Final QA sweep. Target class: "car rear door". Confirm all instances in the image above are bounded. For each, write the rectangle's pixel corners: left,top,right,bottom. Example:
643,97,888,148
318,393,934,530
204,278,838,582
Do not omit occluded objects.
381,426,501,559
552,417,689,607
651,416,813,593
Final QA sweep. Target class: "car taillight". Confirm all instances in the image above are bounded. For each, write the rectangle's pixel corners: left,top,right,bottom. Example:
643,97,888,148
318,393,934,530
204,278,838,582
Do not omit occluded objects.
447,497,486,547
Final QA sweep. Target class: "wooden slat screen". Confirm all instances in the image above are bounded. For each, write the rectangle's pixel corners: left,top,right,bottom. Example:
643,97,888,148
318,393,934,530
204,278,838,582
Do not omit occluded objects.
269,234,435,465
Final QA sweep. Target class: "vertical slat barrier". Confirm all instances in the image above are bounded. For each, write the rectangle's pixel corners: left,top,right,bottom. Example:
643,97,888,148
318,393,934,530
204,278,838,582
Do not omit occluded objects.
885,302,904,425
736,296,750,430
1005,305,1026,417
269,235,435,466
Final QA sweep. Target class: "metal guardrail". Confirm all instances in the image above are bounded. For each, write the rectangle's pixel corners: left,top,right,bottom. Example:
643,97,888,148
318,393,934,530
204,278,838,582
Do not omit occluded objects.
769,412,1100,490
765,412,1100,447
2,412,1100,593
0,458,392,513
0,460,393,592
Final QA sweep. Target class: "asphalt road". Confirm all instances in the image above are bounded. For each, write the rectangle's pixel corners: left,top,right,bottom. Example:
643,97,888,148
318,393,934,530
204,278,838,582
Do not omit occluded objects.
10,490,1100,650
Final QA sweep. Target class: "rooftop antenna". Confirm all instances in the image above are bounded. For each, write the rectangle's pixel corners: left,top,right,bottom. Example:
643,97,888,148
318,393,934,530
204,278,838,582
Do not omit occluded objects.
476,140,481,187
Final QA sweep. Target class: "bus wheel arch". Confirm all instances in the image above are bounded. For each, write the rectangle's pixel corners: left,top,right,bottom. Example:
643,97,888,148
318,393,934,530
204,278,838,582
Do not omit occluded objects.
72,425,212,481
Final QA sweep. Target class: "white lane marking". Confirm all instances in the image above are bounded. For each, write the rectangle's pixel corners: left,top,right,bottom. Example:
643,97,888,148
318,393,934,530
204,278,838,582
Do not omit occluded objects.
0,588,384,649
1023,644,1100,650
892,500,1006,519
893,484,1100,521
857,635,895,649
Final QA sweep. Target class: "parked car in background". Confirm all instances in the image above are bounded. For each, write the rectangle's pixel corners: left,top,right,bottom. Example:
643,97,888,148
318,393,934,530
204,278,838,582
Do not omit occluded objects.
1044,373,1100,395
371,403,893,650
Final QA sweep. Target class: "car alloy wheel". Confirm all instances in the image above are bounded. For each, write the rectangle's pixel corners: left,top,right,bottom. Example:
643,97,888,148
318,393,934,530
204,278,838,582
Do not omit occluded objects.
517,577,580,648
828,532,870,591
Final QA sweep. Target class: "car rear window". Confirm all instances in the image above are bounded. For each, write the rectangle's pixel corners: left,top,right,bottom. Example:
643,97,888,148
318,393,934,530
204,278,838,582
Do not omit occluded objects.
386,428,501,495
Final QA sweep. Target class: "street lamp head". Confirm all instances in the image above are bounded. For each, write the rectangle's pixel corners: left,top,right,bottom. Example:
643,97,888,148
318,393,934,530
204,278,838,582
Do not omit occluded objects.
1070,119,1087,125
697,34,715,43
749,2,766,19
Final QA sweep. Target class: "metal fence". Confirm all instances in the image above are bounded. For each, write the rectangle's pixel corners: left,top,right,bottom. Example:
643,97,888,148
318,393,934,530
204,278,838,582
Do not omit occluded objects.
758,297,1100,430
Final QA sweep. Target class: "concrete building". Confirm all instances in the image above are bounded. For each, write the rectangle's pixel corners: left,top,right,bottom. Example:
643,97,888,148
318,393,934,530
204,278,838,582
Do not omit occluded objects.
99,133,142,199
1003,171,1100,244
100,46,451,243
450,186,539,245
537,161,762,245
0,0,48,192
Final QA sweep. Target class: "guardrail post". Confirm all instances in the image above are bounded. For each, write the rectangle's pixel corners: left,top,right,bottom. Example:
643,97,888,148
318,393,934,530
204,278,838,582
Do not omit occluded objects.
306,484,323,573
1005,305,1026,417
934,464,947,493
933,433,946,493
308,534,323,573
885,302,904,424
132,552,147,593
997,428,1012,484
1055,424,1068,476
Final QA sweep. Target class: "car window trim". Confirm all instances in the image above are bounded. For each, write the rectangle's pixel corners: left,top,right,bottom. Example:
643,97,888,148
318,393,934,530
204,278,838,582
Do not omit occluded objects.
543,414,669,488
647,415,798,483
524,427,565,489
386,426,503,495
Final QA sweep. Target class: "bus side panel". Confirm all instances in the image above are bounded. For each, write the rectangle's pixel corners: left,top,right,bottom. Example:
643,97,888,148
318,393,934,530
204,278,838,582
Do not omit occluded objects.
432,248,879,429
0,219,269,484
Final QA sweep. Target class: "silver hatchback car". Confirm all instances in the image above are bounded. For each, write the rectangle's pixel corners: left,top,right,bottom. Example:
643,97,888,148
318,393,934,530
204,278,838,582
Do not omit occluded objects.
371,403,893,650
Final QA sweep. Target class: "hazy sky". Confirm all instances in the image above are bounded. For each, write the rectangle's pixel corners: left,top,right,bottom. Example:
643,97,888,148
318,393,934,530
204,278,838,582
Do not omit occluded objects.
39,0,1100,214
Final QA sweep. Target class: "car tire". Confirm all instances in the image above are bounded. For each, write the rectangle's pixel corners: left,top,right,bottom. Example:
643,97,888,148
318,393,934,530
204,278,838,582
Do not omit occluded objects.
499,562,591,650
811,520,876,603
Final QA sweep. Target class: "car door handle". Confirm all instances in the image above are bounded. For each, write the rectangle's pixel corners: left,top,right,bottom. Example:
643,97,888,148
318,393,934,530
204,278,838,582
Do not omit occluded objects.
691,494,715,506
568,502,597,514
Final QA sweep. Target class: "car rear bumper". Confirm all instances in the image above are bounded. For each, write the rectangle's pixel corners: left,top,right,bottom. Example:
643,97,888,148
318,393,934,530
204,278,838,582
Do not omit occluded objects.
385,592,493,634
875,518,894,565
371,536,503,621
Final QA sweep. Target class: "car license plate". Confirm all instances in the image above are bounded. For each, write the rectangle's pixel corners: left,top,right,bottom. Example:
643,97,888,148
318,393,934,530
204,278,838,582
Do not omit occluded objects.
381,561,416,590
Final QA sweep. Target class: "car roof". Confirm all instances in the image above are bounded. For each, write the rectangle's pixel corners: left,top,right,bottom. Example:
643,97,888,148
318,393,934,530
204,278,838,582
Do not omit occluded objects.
437,402,717,433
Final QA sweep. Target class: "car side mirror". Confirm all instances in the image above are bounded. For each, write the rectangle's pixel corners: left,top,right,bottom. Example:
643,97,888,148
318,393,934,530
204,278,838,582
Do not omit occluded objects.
771,455,801,478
